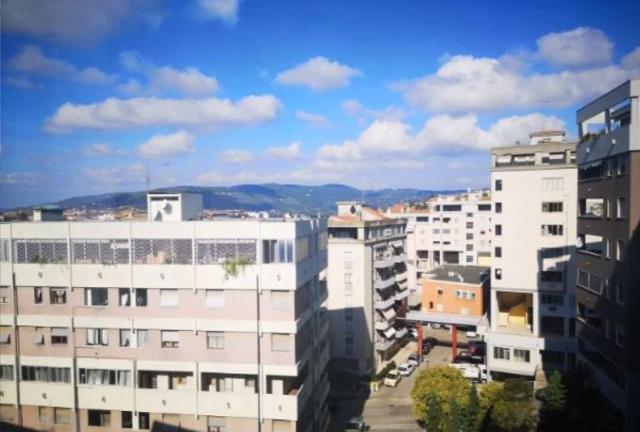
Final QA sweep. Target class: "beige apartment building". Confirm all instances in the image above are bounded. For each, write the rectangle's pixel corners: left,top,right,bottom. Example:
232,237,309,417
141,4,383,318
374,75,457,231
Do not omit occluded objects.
327,202,408,375
0,192,330,432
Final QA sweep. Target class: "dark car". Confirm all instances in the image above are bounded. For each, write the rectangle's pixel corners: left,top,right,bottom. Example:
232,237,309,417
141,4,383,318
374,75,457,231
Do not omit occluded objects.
421,342,432,355
423,336,438,347
454,351,484,364
468,340,486,356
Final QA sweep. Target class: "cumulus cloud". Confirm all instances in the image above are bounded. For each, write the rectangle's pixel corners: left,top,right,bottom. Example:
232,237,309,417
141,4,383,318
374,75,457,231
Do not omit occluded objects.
621,47,640,72
83,163,147,185
45,94,281,132
295,110,330,127
83,143,127,157
536,27,613,69
266,142,303,159
275,57,361,91
317,113,565,163
137,130,195,158
198,0,242,24
342,99,406,121
395,54,629,112
218,149,253,163
119,51,219,96
0,172,44,186
10,45,116,85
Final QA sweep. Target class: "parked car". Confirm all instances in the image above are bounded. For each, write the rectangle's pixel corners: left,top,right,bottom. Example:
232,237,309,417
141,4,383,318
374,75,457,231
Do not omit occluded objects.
469,340,485,356
454,351,484,364
384,369,402,387
421,342,432,355
407,353,420,366
345,416,367,431
398,362,415,377
424,336,438,347
410,327,419,339
449,363,487,382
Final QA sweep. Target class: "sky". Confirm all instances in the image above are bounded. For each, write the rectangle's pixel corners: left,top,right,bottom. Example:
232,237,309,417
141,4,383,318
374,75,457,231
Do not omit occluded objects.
1,0,639,208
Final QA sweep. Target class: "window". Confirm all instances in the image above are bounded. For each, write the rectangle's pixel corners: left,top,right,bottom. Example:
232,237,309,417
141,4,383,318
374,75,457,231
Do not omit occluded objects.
494,347,510,360
578,161,603,181
119,288,131,306
136,330,148,348
495,179,502,191
34,328,44,345
615,323,624,347
466,255,473,263
159,289,179,307
88,410,111,427
208,416,226,432
72,239,130,264
465,244,473,252
207,332,225,349
0,327,11,345
541,294,563,306
495,203,502,213
122,411,133,429
617,154,628,175
270,290,289,310
53,408,71,425
0,287,9,304
120,329,132,347
541,271,563,282
616,197,627,219
494,247,502,258
577,269,603,295
271,333,291,352
605,238,612,259
49,288,67,304
478,204,491,211
616,283,625,305
78,369,131,386
51,328,69,345
578,233,603,256
262,239,294,263
542,177,564,190
541,248,564,258
21,366,71,383
161,331,180,348
542,202,563,213
606,198,612,219
579,198,603,217
437,288,443,297
513,349,530,363
38,406,48,424
495,225,502,236
494,268,502,280
34,287,43,304
466,222,473,229
139,412,150,430
0,365,14,380
205,290,224,308
87,328,109,346
616,240,626,261
466,233,473,240
541,225,563,236
85,288,108,306
132,238,192,264
12,239,68,264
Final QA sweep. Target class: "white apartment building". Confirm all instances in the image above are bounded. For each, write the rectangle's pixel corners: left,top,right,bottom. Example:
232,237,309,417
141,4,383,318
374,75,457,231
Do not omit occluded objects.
387,191,492,292
485,131,577,378
327,202,408,375
0,192,330,432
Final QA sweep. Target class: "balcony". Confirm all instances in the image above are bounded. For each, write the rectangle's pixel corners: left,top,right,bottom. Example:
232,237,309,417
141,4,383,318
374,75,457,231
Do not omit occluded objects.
395,290,410,301
380,326,396,340
392,254,407,264
135,388,195,414
374,296,396,310
390,240,404,249
374,257,393,269
375,338,395,352
395,270,407,283
374,275,396,290
375,320,392,331
263,383,306,421
78,385,134,411
396,279,409,291
198,391,258,417
395,327,408,339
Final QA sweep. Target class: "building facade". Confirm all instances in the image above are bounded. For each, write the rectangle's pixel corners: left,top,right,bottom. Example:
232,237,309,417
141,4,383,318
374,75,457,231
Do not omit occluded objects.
421,265,489,319
327,202,408,375
387,191,492,292
486,131,578,378
0,193,330,432
574,79,640,431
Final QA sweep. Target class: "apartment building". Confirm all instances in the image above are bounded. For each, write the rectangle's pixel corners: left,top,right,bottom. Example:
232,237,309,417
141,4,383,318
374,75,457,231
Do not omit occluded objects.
421,265,489,319
485,131,578,378
327,202,408,375
387,191,492,291
0,192,330,432
574,79,640,431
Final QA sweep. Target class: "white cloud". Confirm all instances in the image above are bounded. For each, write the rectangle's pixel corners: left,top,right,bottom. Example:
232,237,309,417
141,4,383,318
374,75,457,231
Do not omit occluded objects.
275,57,361,91
119,51,219,96
10,45,116,85
536,27,613,69
395,54,629,112
118,78,143,95
4,76,36,89
295,110,330,127
137,130,195,158
83,143,127,157
218,149,253,163
621,47,640,72
317,113,565,163
45,94,281,132
342,99,406,121
266,142,303,159
83,163,147,185
198,0,241,24
0,172,43,186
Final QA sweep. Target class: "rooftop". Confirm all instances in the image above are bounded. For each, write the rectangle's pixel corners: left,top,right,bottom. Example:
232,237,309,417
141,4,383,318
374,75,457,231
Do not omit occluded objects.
424,265,490,285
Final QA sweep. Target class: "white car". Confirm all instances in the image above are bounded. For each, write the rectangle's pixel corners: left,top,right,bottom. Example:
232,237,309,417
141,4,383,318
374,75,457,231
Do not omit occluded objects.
384,370,402,387
410,327,419,339
398,362,415,377
407,353,420,367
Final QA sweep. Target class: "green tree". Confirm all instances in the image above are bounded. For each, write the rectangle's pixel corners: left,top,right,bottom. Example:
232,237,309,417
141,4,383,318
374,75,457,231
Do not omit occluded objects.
412,366,470,430
462,385,481,432
478,381,502,429
543,370,566,411
426,392,443,432
490,379,537,432
446,394,464,432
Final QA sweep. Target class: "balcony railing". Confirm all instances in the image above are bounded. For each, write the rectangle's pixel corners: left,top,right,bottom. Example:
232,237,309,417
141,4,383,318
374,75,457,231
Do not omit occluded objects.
395,327,408,339
375,338,395,352
395,290,410,301
374,275,396,290
374,296,395,310
374,257,393,269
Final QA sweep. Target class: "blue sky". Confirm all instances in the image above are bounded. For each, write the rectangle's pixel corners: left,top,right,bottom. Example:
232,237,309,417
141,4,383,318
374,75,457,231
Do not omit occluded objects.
1,0,639,208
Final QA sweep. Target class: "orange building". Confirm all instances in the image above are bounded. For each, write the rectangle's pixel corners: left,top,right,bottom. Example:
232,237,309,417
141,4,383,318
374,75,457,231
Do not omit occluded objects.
421,265,489,317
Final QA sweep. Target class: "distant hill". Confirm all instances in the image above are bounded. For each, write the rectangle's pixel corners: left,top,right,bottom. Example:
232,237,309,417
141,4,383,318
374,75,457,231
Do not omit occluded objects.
37,184,468,215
